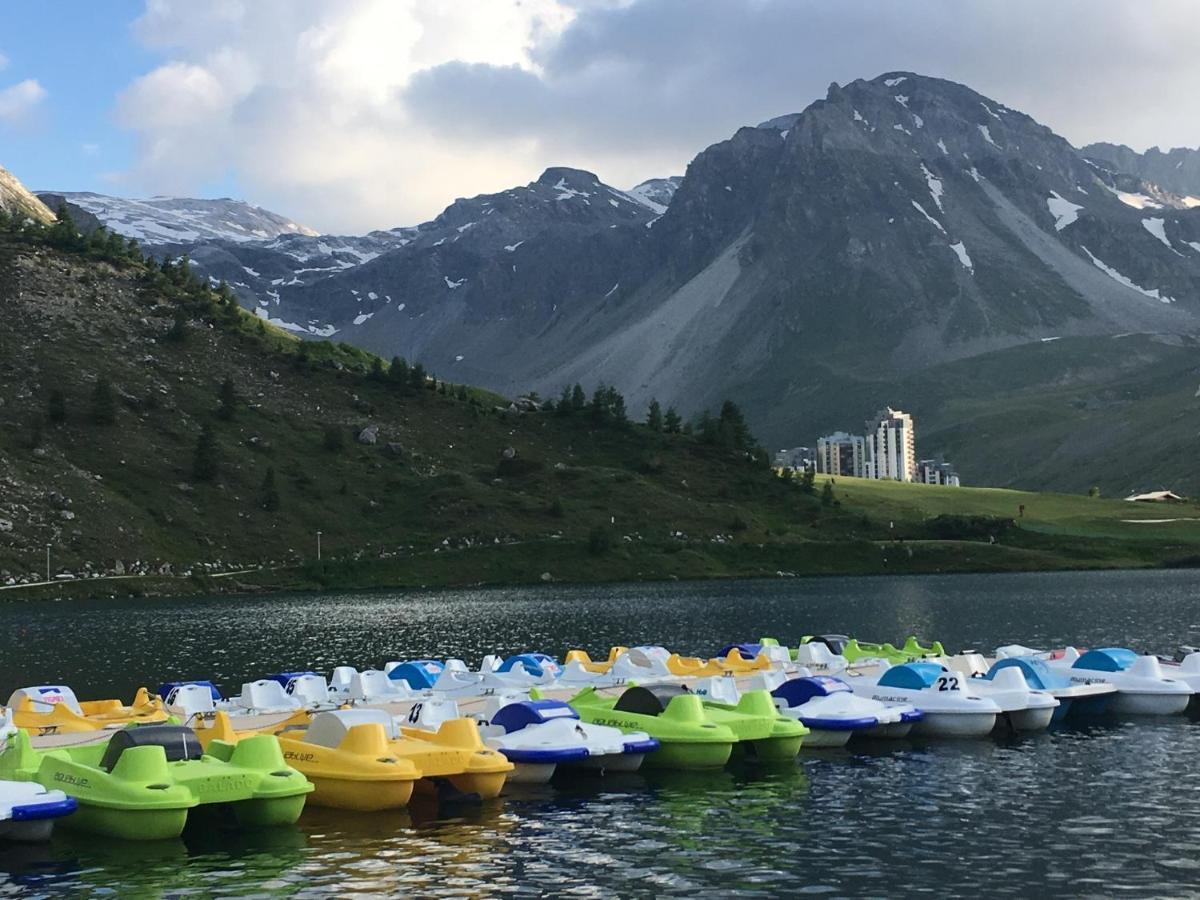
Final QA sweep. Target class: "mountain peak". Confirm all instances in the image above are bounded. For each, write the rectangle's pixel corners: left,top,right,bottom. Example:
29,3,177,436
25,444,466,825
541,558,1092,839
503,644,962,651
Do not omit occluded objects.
0,164,55,225
536,167,602,189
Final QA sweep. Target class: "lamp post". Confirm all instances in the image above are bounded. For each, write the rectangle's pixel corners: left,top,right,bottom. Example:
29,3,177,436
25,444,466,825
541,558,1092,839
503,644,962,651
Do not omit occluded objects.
316,531,323,561
45,544,50,583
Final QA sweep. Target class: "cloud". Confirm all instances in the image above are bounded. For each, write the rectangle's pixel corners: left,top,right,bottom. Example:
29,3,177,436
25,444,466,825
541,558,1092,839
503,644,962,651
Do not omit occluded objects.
0,78,47,125
0,52,9,72
116,0,1200,232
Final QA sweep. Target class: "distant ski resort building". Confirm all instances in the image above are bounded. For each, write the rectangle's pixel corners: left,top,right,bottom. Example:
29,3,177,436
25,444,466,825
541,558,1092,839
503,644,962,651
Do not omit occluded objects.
816,432,865,477
810,407,961,486
919,458,961,487
864,408,917,482
774,446,817,472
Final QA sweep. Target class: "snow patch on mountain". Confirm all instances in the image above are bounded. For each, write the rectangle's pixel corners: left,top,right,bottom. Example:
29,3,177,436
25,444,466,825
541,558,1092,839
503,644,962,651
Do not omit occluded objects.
1046,191,1083,231
911,200,946,233
883,76,906,87
1141,217,1173,249
978,125,997,146
950,241,973,271
1081,246,1174,303
921,163,944,211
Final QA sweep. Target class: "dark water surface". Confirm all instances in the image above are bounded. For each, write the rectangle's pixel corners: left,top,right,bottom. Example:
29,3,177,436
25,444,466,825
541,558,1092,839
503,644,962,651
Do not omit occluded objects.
3,570,1200,897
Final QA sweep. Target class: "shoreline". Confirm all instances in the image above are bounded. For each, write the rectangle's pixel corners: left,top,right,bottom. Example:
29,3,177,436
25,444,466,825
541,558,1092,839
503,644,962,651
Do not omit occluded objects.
4,535,1195,603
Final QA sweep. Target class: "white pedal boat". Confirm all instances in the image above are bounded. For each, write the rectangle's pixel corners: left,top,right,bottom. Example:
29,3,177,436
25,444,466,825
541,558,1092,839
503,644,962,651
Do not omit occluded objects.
385,657,558,697
845,662,1001,738
0,781,76,842
940,655,1060,731
159,674,335,722
765,674,921,744
405,694,657,783
554,646,679,688
998,646,1192,716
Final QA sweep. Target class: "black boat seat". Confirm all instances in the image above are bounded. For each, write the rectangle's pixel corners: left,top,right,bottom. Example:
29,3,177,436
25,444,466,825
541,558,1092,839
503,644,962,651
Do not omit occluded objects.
100,724,204,771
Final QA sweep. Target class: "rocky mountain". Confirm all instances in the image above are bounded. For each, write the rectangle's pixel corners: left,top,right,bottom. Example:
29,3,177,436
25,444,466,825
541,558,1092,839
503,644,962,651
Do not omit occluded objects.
0,165,54,225
1083,143,1200,203
627,176,683,213
41,73,1200,492
36,192,319,246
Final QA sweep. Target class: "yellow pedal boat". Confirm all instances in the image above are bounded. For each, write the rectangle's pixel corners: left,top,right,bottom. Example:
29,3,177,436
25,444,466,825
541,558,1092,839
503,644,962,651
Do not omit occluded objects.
201,709,512,809
665,649,774,678
6,686,168,735
563,647,629,674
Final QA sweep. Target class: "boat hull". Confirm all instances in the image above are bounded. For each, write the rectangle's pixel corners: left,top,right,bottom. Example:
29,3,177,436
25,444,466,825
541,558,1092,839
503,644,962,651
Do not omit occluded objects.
855,721,913,740
62,803,191,842
304,775,415,812
641,741,732,771
568,752,646,773
800,728,853,749
1000,706,1056,732
911,711,997,738
1110,692,1190,716
505,762,557,785
736,734,805,762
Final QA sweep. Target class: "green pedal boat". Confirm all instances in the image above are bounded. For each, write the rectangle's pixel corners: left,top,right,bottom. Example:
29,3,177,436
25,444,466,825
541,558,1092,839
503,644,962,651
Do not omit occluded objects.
696,689,808,762
568,685,737,770
0,725,312,841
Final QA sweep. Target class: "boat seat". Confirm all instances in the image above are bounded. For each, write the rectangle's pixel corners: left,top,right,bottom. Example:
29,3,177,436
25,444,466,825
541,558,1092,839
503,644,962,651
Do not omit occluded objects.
239,680,301,711
166,683,217,718
100,725,203,771
304,709,397,748
288,674,331,707
353,669,411,701
614,684,691,716
329,666,358,695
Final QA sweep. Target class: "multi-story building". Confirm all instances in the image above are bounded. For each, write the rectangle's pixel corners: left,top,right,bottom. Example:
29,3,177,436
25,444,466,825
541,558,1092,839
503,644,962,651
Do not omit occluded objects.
816,432,866,477
919,458,961,487
773,446,817,472
864,408,917,482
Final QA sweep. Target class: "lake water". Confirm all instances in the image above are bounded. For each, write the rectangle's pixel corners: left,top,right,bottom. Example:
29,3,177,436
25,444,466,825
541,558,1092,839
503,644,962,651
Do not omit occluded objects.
3,569,1200,897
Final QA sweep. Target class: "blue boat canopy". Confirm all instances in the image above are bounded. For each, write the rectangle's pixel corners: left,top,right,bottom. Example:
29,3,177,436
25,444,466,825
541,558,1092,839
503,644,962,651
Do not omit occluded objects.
772,676,851,708
717,642,762,660
156,680,222,701
1072,647,1138,673
877,662,945,690
497,653,558,677
491,699,580,733
986,658,1071,690
387,660,444,689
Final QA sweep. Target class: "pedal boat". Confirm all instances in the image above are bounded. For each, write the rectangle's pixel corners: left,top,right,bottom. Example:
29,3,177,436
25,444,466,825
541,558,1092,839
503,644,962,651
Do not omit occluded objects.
568,685,738,770
768,675,921,745
845,662,1001,737
1160,652,1200,713
207,709,513,804
410,695,658,783
675,680,806,761
0,725,311,840
979,657,1114,721
0,780,76,842
933,658,1059,731
556,647,677,687
6,686,168,735
1045,648,1192,716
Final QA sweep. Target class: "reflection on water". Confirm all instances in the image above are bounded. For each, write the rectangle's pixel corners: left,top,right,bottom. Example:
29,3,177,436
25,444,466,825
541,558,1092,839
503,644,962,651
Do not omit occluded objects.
2,570,1200,895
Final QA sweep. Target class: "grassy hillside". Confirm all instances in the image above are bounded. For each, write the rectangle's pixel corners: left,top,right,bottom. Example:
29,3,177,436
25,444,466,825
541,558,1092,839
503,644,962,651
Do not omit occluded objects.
1,220,1199,601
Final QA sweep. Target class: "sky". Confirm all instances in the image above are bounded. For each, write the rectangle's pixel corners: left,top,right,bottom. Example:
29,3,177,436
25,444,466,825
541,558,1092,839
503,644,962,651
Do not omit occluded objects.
3,0,1200,234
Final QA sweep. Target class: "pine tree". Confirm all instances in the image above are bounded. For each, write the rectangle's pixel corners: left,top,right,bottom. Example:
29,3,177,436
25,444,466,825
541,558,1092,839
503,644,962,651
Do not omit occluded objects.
663,406,682,434
717,400,752,451
47,390,66,424
570,383,586,411
646,399,664,432
192,424,220,483
165,311,188,343
369,357,386,381
259,467,281,511
91,377,117,426
216,377,237,421
409,362,427,389
821,480,835,507
697,410,718,444
389,356,409,386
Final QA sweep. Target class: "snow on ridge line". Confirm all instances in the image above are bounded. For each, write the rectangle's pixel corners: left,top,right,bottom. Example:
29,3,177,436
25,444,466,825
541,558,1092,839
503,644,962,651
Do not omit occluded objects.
921,163,944,212
1141,217,1174,250
911,200,946,234
1080,246,1174,304
883,76,906,87
949,240,973,271
1046,191,1083,231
